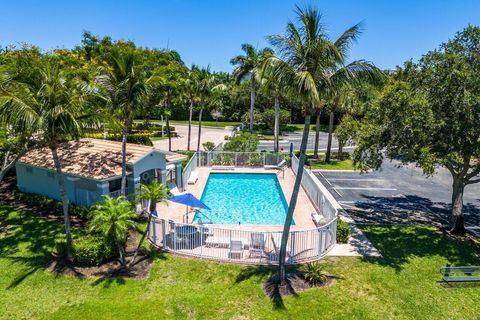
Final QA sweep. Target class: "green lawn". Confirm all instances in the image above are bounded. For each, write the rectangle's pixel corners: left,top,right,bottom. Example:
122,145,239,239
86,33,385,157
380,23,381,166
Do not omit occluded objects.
299,152,356,170
1,205,480,319
149,136,169,141
307,158,355,170
170,120,241,128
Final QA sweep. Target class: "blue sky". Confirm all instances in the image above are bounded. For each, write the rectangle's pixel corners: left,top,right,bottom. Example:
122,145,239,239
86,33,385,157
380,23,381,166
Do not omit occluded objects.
2,1,480,72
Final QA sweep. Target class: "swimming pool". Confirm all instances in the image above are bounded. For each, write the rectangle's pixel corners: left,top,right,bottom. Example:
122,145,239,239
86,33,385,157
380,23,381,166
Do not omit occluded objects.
193,173,292,225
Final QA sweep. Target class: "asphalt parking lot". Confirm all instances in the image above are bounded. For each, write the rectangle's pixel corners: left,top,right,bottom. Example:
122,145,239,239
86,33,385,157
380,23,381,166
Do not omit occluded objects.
313,160,480,232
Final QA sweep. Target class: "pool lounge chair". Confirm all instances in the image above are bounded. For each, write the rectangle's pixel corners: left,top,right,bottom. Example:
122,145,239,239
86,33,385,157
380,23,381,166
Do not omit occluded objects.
205,235,248,248
211,165,235,170
187,171,199,185
249,232,265,258
229,240,243,259
311,213,326,227
264,159,286,170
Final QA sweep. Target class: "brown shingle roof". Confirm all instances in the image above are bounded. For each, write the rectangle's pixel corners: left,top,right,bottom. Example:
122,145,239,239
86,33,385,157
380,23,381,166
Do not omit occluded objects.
18,138,186,180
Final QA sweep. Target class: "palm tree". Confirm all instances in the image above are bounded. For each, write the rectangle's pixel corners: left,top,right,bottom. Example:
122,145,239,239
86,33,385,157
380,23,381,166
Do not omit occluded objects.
90,196,136,266
130,181,169,265
184,66,204,151
146,62,186,152
264,5,339,283
0,61,97,253
195,67,215,152
321,25,382,163
96,49,146,196
259,63,283,152
231,44,273,131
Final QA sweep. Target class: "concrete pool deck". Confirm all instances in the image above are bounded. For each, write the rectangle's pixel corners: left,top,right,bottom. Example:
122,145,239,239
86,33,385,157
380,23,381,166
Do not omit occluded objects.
156,167,318,231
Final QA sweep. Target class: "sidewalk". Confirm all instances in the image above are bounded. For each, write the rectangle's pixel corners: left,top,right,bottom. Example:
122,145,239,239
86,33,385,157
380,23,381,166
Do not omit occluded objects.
327,214,381,257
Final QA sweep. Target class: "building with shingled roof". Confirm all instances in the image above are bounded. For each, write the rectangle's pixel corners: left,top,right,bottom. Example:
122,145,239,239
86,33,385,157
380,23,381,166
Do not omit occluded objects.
15,138,187,206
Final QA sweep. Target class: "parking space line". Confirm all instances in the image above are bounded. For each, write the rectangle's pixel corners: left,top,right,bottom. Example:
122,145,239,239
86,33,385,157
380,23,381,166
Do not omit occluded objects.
327,178,385,182
334,187,398,191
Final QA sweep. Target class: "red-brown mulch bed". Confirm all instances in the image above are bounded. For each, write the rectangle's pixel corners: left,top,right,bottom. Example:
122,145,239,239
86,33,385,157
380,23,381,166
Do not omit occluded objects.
263,272,335,298
46,230,153,279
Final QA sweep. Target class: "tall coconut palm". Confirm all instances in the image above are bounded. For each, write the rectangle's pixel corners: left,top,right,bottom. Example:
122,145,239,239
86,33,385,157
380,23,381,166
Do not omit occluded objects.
0,61,97,253
321,25,382,163
185,67,201,151
265,5,339,283
194,67,215,152
130,181,169,266
147,62,186,152
90,196,136,266
259,61,284,152
231,44,273,131
96,49,146,196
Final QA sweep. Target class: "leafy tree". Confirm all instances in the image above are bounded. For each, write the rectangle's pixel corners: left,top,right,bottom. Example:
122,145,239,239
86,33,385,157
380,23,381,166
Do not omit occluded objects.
354,26,480,234
264,5,339,283
0,60,97,253
90,196,136,266
96,48,146,195
223,132,259,152
231,44,273,131
131,181,169,265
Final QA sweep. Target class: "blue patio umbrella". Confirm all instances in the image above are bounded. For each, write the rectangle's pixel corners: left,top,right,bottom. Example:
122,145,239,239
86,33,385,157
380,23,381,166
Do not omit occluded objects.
168,193,210,223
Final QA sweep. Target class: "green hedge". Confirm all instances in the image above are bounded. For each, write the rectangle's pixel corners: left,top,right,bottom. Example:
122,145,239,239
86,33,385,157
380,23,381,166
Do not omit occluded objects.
72,235,116,266
336,218,351,243
12,190,92,220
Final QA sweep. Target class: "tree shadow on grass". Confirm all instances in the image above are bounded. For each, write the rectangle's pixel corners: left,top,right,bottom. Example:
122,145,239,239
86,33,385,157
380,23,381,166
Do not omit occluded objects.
360,225,480,272
234,265,302,310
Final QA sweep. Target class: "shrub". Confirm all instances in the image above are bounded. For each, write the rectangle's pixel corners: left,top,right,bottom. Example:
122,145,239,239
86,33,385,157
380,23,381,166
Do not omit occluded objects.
72,235,116,266
336,218,351,243
301,262,328,285
261,109,291,130
223,132,259,152
202,141,216,151
54,238,68,258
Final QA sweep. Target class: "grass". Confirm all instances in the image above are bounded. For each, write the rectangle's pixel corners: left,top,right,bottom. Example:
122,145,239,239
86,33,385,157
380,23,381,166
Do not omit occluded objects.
149,136,169,141
1,205,480,319
286,123,332,132
170,120,241,128
299,152,356,170
307,158,355,170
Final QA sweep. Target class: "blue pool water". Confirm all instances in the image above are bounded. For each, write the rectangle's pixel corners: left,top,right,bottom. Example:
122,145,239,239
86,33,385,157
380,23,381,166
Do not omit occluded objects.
193,173,292,225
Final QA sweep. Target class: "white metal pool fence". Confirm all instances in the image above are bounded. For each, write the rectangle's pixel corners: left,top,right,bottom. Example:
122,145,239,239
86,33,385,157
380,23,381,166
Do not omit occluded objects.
148,218,337,265
165,151,341,265
291,154,341,221
197,151,286,168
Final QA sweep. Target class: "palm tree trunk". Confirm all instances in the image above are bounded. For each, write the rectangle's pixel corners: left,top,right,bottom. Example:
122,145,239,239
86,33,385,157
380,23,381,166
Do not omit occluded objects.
313,109,321,158
120,118,130,196
278,114,311,284
325,110,335,163
197,107,203,152
51,147,72,254
274,96,280,152
249,78,256,131
337,140,344,160
166,115,171,152
450,176,466,234
130,213,152,267
187,101,193,151
118,241,126,266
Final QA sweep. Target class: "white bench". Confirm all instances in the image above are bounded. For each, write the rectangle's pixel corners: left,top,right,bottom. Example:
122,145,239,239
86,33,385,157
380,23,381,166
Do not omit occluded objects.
187,171,199,185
